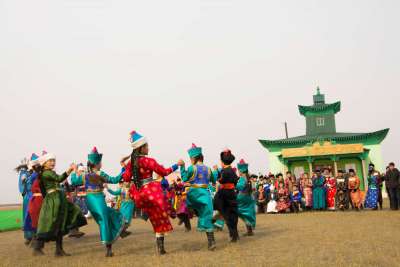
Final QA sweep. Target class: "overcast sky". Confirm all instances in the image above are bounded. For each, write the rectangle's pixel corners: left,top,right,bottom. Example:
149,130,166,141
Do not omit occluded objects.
1,0,399,204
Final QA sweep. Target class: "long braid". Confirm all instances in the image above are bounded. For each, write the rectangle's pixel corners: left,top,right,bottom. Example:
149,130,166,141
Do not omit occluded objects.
244,172,252,195
130,149,141,189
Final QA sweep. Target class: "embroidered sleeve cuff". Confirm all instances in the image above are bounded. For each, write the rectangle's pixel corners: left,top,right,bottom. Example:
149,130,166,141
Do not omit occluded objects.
171,164,178,172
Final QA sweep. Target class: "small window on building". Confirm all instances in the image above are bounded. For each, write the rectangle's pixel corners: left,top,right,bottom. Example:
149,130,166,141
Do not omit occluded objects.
316,117,325,127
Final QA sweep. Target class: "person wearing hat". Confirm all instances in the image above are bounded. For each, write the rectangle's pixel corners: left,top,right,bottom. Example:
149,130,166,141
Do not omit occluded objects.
364,164,380,210
312,169,326,210
35,152,87,257
347,169,362,211
70,147,128,257
236,159,256,236
213,149,239,243
178,143,217,250
335,170,349,211
122,130,180,255
15,153,40,246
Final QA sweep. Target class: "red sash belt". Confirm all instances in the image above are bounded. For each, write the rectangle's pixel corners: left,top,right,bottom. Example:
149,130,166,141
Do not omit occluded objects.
220,183,235,190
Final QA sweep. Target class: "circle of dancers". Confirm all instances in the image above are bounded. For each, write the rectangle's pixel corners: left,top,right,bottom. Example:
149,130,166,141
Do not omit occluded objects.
15,130,257,257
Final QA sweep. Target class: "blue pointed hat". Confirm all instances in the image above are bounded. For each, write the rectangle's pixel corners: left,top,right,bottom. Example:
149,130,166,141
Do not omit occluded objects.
129,130,148,149
88,147,103,165
237,159,249,173
188,143,202,158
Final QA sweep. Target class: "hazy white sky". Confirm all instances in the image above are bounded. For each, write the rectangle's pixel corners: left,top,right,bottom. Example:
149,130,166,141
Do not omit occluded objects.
1,0,399,204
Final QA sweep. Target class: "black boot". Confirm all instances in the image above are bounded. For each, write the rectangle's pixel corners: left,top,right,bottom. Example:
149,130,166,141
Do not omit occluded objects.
24,238,32,246
156,236,167,255
244,225,254,236
55,236,71,257
105,244,113,257
206,232,216,251
68,228,85,238
32,237,45,256
184,217,191,232
120,224,132,239
230,229,239,243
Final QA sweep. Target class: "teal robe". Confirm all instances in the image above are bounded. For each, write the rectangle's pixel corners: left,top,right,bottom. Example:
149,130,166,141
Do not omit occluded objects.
71,171,125,244
312,176,326,210
236,176,256,228
180,164,217,232
107,187,135,226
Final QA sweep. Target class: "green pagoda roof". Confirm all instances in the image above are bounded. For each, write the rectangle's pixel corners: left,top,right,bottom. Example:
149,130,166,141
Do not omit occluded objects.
259,129,389,151
298,101,341,116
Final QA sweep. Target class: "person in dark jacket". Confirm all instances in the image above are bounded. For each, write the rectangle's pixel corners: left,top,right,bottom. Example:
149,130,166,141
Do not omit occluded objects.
213,149,239,242
384,162,400,210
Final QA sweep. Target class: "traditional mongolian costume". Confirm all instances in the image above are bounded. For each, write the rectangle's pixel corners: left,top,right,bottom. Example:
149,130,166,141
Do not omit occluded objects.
325,176,337,211
276,186,290,213
71,147,127,257
364,172,379,209
107,181,135,228
335,172,349,210
312,172,326,210
348,170,362,210
300,175,313,209
180,144,217,250
21,154,40,244
123,131,178,255
213,149,239,242
173,180,192,232
236,159,256,235
36,153,87,256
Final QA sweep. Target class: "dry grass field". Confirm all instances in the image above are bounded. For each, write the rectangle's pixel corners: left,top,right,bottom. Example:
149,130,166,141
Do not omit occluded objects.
1,208,400,267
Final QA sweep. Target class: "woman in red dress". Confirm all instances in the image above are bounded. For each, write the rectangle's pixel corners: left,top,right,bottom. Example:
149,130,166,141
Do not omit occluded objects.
122,131,179,255
326,175,337,211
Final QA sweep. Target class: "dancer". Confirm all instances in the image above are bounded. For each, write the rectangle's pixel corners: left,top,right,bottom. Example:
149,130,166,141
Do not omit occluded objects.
106,180,135,231
348,169,362,211
71,147,128,257
290,184,302,213
173,177,192,232
179,144,217,250
236,159,256,236
16,155,36,245
213,149,239,242
122,130,179,255
36,153,87,257
68,163,87,238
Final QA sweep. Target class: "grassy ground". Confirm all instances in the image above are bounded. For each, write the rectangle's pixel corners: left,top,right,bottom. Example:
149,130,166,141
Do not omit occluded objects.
0,209,22,232
0,207,399,267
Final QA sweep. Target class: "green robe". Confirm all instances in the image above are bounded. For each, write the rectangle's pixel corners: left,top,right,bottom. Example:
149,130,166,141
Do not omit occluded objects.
37,170,87,241
71,171,125,244
180,164,217,232
107,187,135,226
236,176,256,228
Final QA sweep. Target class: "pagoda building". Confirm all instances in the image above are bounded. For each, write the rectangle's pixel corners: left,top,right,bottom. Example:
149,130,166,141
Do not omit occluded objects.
259,88,389,190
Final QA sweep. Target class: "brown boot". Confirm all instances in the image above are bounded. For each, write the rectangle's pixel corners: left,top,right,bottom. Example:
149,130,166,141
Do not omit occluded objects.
156,237,167,255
